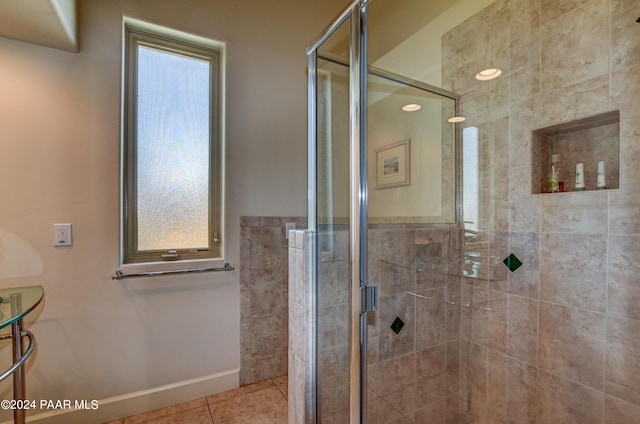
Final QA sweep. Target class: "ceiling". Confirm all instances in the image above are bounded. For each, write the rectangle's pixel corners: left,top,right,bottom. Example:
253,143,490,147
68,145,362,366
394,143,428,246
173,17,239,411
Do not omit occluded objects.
316,0,459,62
0,0,77,52
367,0,459,62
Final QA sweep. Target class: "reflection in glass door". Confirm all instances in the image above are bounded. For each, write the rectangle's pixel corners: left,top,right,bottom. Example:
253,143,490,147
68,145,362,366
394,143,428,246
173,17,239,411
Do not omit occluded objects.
364,68,459,423
308,1,460,422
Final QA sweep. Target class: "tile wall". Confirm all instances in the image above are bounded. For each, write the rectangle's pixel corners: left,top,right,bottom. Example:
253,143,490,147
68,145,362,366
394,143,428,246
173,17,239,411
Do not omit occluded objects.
316,230,350,423
287,229,312,424
439,0,640,422
291,226,463,423
366,226,463,422
240,216,306,386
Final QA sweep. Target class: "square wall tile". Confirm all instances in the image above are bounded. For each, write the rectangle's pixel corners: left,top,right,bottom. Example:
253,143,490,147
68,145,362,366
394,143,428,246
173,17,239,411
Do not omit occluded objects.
540,233,606,312
540,75,609,128
415,287,448,350
507,357,537,424
606,315,640,406
507,295,538,365
542,191,608,234
536,370,603,424
540,0,609,92
608,235,640,320
611,0,640,72
605,395,640,424
538,301,605,389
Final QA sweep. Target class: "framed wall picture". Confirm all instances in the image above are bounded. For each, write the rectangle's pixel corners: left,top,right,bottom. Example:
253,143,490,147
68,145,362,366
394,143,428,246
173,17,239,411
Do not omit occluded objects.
374,139,410,189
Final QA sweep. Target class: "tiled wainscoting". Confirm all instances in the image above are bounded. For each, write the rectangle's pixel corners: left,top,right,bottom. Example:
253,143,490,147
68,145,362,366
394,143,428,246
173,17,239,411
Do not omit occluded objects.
289,223,640,423
288,230,316,424
240,216,306,386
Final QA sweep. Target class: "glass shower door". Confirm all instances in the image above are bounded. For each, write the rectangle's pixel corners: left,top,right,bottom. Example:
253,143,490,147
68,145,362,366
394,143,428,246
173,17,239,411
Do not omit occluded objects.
309,6,357,423
364,69,460,423
309,1,460,422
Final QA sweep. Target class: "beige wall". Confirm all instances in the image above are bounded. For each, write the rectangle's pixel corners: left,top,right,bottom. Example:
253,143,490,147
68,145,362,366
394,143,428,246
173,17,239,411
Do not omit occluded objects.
0,0,346,422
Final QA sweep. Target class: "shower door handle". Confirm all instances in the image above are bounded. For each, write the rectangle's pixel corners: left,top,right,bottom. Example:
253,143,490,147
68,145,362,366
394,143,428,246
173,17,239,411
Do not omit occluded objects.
360,285,378,313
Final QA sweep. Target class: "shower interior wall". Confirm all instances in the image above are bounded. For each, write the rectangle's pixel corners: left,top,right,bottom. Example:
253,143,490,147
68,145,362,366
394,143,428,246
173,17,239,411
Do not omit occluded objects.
315,225,464,424
310,0,640,423
441,0,640,422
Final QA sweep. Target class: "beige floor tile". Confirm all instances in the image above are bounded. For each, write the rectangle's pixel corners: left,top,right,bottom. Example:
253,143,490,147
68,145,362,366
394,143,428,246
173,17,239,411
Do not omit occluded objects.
107,376,289,424
209,386,287,424
124,398,207,423
130,405,213,424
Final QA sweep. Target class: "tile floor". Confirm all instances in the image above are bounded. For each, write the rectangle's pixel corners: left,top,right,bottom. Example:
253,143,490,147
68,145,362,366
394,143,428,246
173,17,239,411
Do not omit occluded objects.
102,375,288,424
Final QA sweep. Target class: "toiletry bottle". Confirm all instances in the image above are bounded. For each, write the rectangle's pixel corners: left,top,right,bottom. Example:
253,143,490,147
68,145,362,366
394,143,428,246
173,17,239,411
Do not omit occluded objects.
551,154,564,192
548,158,559,193
575,163,585,191
597,161,606,189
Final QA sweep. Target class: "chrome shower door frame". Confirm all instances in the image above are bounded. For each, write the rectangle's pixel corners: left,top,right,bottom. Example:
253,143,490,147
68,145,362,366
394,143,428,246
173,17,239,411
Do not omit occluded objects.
307,1,370,422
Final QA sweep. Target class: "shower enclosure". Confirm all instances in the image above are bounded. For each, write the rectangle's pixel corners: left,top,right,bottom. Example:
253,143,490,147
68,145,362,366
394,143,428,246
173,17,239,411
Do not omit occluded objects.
308,1,460,422
302,0,640,423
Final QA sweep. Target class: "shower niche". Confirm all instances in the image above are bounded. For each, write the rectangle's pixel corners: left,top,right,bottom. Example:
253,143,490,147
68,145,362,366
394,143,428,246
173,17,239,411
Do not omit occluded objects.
531,110,620,194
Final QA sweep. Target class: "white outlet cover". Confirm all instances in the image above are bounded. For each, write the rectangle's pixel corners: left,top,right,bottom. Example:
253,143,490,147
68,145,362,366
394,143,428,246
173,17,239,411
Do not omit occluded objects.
53,223,72,247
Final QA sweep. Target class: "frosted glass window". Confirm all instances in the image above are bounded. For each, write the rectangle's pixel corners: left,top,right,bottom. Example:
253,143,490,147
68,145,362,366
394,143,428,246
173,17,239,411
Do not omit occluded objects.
123,24,223,264
136,47,210,251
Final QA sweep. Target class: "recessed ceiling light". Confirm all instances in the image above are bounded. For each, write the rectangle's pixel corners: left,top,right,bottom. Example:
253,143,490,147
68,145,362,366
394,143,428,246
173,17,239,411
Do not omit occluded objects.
402,103,421,112
448,116,466,123
475,68,502,81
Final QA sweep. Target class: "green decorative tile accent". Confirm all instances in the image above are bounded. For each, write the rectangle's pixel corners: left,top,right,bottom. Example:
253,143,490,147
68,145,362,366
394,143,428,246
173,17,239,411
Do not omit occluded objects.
503,253,523,272
391,317,405,335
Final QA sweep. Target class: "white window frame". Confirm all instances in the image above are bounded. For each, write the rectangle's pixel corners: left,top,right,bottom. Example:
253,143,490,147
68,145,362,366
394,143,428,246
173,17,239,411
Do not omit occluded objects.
120,18,226,270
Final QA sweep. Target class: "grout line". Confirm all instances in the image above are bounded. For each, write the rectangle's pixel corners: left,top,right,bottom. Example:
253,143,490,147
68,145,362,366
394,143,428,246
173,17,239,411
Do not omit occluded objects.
206,401,215,424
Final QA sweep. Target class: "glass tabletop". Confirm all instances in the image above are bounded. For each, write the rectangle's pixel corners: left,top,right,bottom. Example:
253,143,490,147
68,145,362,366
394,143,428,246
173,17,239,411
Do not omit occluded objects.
0,286,44,329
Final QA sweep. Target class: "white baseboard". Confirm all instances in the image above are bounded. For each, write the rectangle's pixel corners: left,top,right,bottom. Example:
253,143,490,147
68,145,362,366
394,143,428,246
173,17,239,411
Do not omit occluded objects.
2,368,239,424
